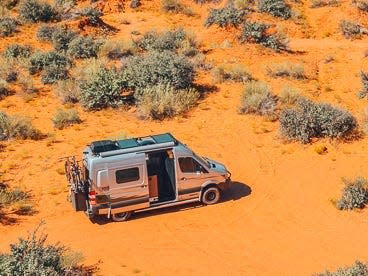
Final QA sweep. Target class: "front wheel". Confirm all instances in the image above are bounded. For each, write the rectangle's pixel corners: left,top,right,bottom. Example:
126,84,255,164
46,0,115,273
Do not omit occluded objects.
112,211,132,222
201,187,221,205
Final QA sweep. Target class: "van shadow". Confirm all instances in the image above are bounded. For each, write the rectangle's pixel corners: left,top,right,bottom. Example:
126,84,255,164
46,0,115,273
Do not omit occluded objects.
92,182,251,224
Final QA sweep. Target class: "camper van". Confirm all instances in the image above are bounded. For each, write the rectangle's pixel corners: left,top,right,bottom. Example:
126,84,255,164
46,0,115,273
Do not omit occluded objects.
65,133,232,222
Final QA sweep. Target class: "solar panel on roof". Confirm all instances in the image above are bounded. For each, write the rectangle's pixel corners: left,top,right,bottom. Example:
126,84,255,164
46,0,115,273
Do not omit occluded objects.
152,133,175,144
116,138,139,149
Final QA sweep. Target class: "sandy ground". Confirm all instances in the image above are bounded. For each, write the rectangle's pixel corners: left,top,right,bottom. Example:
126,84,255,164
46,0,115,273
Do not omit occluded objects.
1,1,368,275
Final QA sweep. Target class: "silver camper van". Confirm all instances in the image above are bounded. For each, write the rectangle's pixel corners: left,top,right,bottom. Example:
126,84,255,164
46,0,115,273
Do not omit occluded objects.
64,133,231,222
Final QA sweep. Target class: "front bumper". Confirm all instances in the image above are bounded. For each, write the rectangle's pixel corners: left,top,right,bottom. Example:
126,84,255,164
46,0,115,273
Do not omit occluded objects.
218,177,232,191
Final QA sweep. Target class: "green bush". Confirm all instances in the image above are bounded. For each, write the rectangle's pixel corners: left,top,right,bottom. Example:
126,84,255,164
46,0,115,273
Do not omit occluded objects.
258,0,291,19
79,66,127,110
130,0,141,8
3,44,31,59
29,51,69,75
239,21,289,51
41,64,68,84
135,83,200,119
336,177,368,210
51,26,78,52
135,29,189,51
36,25,56,41
18,0,58,22
340,19,366,39
279,98,357,143
67,36,101,58
52,108,81,129
1,0,19,9
266,62,306,79
205,6,245,27
0,224,85,275
54,78,80,103
310,0,340,8
124,50,195,90
0,111,41,140
0,17,18,37
211,65,253,83
239,81,277,116
81,7,103,25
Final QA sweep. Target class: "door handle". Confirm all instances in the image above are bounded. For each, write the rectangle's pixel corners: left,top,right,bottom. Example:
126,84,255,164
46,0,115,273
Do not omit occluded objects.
181,177,187,181
141,184,147,188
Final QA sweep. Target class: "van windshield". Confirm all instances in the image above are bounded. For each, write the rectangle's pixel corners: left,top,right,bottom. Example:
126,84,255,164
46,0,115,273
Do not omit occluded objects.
193,153,210,168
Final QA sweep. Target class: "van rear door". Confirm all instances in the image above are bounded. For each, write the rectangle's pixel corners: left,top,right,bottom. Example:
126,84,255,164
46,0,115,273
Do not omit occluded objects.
108,153,149,212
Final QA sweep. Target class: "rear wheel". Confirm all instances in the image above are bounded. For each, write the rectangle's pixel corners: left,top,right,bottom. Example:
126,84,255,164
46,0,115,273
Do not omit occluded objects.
112,211,132,222
201,186,221,205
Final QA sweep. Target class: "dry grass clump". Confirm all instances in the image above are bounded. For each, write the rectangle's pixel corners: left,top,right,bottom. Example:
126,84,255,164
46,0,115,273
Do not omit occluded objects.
310,0,340,8
363,106,368,134
52,108,81,129
99,39,134,60
336,177,368,210
135,84,200,119
352,0,368,11
54,78,80,104
239,81,277,116
279,85,301,105
161,0,194,16
0,111,41,140
211,64,253,83
266,62,306,79
316,260,368,276
340,19,368,39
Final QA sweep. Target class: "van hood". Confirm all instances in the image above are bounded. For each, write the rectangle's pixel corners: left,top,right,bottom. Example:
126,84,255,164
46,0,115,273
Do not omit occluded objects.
204,158,227,174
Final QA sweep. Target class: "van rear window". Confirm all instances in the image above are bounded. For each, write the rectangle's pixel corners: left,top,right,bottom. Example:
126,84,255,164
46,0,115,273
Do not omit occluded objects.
116,168,140,184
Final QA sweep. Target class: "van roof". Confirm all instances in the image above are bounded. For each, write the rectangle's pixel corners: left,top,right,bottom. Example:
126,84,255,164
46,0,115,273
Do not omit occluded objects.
89,133,177,155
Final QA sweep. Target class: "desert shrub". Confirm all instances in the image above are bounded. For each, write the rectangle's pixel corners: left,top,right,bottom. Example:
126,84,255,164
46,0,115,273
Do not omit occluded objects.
336,177,368,210
0,111,41,140
3,44,31,59
123,50,195,90
135,83,200,119
266,62,306,79
358,71,368,99
29,51,69,75
239,21,289,51
67,36,101,59
130,0,141,8
1,0,19,9
99,39,134,59
316,260,368,276
239,81,277,116
353,0,368,11
211,65,253,83
18,0,58,22
279,98,357,143
51,26,78,52
54,78,80,103
0,224,85,275
135,29,193,52
52,108,81,129
340,19,367,39
79,66,127,110
279,85,301,105
0,186,29,206
310,0,340,8
258,0,291,19
0,17,18,37
81,7,103,25
161,0,194,15
0,81,10,100
41,64,68,84
205,6,245,27
19,74,37,94
36,25,56,41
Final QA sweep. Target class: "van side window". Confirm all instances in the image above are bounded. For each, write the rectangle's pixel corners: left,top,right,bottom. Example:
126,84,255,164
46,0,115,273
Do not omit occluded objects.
179,157,207,173
116,168,140,184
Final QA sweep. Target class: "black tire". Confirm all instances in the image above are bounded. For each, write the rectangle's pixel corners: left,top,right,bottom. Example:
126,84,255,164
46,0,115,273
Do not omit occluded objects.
201,186,221,205
112,211,132,222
